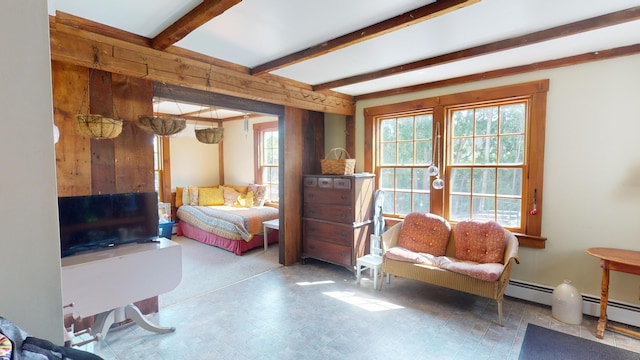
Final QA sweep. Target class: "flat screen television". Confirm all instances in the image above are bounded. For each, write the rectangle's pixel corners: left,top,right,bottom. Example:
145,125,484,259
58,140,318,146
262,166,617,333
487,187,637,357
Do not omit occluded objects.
58,192,159,257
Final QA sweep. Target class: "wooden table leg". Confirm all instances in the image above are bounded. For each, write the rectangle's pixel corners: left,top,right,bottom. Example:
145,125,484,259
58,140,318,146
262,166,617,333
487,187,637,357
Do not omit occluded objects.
596,260,610,339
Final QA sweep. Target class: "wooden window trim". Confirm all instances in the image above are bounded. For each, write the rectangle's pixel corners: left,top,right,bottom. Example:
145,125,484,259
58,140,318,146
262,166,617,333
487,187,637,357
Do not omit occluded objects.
364,80,549,248
253,120,278,184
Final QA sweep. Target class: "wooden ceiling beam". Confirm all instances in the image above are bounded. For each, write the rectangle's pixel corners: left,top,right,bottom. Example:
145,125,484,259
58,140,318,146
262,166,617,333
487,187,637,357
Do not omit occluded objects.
251,0,480,76
49,14,355,116
314,5,640,91
152,0,242,50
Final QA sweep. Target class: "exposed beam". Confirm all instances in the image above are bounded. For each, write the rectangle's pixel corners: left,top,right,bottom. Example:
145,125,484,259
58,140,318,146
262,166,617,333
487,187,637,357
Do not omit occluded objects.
49,14,355,116
354,44,640,101
251,0,480,75
314,6,640,91
152,0,242,50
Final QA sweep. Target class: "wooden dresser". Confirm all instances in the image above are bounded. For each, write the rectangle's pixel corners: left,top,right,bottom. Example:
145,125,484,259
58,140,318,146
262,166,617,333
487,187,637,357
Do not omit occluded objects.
302,173,375,271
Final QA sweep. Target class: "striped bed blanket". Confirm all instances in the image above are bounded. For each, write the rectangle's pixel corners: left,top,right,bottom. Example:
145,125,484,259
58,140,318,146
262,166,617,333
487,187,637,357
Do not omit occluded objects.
177,205,279,241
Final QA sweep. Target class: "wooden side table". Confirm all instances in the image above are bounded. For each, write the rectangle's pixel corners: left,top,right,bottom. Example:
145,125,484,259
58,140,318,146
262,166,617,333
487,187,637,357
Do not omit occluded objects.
263,219,279,252
586,247,640,339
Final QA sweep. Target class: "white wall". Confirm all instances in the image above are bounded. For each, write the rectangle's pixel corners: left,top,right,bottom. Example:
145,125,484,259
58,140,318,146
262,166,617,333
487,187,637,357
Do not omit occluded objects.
354,54,640,304
170,134,220,188
170,116,277,188
223,115,277,185
0,0,63,342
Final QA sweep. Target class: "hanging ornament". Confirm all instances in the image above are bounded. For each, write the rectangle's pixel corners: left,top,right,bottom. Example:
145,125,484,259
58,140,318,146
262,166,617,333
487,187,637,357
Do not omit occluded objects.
431,122,444,190
530,188,538,215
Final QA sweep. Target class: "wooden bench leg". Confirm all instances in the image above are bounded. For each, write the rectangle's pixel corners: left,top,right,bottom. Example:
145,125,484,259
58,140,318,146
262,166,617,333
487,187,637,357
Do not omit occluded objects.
497,300,504,326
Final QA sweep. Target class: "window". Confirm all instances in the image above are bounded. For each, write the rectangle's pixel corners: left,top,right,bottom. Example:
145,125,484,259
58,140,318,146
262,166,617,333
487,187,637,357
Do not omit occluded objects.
254,121,279,202
364,80,548,244
153,135,163,201
377,113,434,216
447,101,526,229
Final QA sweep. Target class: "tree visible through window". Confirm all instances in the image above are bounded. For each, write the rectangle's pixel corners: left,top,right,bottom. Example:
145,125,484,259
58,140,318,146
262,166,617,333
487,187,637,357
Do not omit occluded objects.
448,101,526,228
364,80,548,242
377,113,434,216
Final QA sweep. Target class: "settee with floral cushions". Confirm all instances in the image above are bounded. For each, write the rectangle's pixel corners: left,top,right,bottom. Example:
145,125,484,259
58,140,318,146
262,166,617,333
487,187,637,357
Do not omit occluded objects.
379,213,519,326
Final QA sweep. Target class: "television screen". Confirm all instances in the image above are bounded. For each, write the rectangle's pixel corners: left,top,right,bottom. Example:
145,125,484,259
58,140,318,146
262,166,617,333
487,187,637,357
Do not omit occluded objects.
58,192,159,257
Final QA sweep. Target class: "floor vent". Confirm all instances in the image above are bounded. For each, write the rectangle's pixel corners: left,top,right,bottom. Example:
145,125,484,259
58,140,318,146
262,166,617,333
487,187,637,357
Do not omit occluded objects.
506,279,640,328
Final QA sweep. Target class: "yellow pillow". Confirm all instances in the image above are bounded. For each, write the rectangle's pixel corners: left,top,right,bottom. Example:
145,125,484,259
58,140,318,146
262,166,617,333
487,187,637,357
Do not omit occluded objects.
176,187,184,208
224,184,249,194
199,187,224,206
234,191,254,208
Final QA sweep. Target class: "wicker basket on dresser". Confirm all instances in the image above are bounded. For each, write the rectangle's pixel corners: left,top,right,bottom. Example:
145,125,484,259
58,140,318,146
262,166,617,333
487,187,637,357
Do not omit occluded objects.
302,174,375,271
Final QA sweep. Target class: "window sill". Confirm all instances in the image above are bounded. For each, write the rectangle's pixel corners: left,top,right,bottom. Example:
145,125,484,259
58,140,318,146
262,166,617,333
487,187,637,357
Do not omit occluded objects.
513,233,547,249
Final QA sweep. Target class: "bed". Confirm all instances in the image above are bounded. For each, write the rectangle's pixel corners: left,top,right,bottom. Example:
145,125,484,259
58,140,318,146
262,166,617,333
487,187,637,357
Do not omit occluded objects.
174,185,280,255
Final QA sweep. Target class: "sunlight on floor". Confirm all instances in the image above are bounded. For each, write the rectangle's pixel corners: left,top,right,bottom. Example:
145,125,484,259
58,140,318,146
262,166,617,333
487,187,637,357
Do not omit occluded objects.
323,291,404,312
296,280,336,286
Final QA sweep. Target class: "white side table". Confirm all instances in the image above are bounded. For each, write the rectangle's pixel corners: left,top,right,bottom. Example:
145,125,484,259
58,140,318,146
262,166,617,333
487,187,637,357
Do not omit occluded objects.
262,219,279,252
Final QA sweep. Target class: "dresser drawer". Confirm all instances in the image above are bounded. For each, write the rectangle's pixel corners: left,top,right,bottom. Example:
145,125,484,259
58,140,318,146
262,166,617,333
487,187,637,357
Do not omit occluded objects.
304,188,351,206
303,238,352,267
304,204,353,223
303,219,353,246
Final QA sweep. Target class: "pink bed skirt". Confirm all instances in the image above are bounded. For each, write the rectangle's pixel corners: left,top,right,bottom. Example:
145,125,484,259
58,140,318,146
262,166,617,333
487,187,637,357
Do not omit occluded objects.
177,220,279,256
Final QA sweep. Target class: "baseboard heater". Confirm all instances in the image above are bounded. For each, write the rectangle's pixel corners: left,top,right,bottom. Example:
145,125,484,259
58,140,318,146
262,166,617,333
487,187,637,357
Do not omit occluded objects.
505,279,640,328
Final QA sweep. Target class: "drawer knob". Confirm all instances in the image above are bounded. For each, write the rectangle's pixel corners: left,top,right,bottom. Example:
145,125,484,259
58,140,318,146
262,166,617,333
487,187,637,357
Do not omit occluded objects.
341,195,348,200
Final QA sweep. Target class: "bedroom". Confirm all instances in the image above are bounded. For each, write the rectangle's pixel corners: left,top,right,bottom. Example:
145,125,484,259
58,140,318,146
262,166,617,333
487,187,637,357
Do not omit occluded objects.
5,0,640,346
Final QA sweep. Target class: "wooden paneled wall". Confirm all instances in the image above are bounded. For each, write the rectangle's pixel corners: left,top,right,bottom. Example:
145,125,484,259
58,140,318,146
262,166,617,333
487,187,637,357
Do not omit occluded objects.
53,61,155,197
51,60,158,328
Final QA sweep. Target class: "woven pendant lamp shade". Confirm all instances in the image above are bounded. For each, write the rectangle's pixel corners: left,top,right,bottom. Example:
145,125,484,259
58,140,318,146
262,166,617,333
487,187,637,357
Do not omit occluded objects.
138,115,186,136
76,114,123,140
195,127,224,144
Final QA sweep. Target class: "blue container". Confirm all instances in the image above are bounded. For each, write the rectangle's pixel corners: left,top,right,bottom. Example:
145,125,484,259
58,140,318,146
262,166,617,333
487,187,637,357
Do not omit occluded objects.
159,221,174,239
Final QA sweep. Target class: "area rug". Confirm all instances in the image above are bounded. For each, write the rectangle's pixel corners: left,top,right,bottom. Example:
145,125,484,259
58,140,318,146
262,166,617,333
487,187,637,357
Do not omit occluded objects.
159,236,281,308
519,323,640,360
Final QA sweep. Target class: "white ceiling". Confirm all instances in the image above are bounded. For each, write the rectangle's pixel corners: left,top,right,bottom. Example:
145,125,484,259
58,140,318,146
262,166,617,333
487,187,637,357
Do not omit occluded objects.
48,0,640,117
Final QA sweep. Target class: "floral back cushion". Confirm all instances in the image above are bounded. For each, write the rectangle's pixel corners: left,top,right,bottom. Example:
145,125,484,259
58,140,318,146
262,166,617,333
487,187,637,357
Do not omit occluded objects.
453,220,506,264
397,213,451,256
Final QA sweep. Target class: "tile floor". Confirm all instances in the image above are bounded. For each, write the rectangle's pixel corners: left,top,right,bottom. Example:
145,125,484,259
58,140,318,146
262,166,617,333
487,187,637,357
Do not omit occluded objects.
76,241,640,360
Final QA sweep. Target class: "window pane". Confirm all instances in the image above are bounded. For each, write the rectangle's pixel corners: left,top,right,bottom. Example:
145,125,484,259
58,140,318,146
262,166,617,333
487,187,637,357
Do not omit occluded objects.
383,191,394,214
497,198,521,227
452,109,474,137
475,106,498,135
395,192,412,215
472,196,495,221
381,119,396,142
415,140,431,165
500,103,525,134
413,168,430,191
452,138,473,165
398,142,414,164
473,168,496,196
497,168,522,196
499,135,524,164
413,193,430,213
269,183,279,202
396,168,411,190
379,168,395,189
397,117,414,141
474,136,497,164
450,195,470,221
381,143,397,165
450,168,471,194
415,115,432,139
